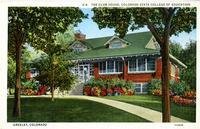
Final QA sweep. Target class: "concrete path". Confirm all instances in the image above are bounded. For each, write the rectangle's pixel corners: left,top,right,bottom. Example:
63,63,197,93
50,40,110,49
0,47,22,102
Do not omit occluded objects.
17,95,188,122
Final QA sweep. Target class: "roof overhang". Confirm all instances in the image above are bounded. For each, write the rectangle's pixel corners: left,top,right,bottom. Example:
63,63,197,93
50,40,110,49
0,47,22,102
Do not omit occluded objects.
71,53,160,62
169,54,187,68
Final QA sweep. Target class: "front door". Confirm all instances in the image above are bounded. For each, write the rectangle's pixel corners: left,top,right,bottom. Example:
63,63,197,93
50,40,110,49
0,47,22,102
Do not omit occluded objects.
78,64,90,82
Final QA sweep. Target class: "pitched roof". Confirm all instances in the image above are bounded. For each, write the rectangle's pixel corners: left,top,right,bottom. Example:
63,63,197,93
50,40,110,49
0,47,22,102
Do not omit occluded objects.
73,31,160,59
70,31,187,68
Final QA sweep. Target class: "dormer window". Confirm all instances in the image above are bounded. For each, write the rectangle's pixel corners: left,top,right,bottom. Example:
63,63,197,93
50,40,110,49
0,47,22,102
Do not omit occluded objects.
73,48,84,52
70,41,88,52
110,41,123,49
104,35,129,49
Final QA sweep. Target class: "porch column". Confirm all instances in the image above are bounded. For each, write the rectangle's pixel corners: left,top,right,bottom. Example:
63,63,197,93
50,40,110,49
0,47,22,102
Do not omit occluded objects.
123,60,128,80
94,63,99,79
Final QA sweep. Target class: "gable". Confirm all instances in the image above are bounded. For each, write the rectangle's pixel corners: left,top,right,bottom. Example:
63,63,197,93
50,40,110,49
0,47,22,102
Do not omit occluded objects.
70,41,88,52
145,37,160,50
104,35,129,49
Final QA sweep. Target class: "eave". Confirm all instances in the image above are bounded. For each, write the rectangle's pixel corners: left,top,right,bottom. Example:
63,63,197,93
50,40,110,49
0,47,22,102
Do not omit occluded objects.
169,54,187,68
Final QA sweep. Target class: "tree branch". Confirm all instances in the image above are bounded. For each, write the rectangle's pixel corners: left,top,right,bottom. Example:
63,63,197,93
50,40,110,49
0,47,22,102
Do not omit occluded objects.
162,8,169,16
147,22,163,45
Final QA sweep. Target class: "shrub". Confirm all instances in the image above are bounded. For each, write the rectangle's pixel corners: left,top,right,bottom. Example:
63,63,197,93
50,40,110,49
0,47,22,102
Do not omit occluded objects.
147,79,161,94
152,89,162,96
87,77,96,87
107,78,117,88
83,85,91,96
184,91,196,99
83,78,136,96
35,85,48,95
107,88,114,96
101,87,107,96
95,78,105,87
172,95,195,106
171,81,189,96
126,81,135,90
21,81,37,90
127,89,134,95
115,79,126,87
92,86,101,96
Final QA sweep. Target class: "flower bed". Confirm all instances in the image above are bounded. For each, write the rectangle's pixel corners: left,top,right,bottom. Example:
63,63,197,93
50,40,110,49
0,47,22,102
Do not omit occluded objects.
172,95,195,106
183,91,196,99
147,79,196,106
21,80,48,96
83,78,135,96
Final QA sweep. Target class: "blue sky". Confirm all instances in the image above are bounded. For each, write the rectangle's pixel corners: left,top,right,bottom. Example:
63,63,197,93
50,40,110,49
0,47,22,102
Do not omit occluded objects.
75,8,196,48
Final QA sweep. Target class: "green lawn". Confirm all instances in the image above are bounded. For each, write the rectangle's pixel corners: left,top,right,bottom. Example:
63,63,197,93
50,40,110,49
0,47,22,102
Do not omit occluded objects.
7,97,149,122
104,95,196,122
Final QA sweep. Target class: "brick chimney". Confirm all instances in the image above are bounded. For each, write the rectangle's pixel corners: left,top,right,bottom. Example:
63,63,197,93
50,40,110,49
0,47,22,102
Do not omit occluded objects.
74,30,86,41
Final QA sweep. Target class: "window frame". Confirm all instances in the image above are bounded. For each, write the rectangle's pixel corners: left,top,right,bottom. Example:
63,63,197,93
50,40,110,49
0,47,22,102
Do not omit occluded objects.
99,60,123,75
134,82,149,94
128,57,156,73
109,41,123,49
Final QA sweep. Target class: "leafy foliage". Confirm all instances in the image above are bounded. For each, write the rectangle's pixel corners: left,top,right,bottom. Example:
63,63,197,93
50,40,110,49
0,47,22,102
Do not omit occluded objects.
92,8,196,121
170,81,189,96
8,7,86,52
8,7,86,116
8,56,16,88
32,27,77,93
180,41,196,90
169,42,183,60
92,8,196,39
21,81,37,90
170,41,196,90
148,79,162,94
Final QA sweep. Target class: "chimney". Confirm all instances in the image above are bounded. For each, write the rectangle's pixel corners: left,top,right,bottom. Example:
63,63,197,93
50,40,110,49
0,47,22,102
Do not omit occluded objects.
74,30,86,41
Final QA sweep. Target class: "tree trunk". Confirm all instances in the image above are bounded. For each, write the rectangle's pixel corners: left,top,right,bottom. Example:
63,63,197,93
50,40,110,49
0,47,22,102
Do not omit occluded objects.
12,42,22,117
161,39,170,122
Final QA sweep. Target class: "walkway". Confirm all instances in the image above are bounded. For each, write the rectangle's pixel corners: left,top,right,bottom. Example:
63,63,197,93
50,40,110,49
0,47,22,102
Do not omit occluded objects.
20,95,188,122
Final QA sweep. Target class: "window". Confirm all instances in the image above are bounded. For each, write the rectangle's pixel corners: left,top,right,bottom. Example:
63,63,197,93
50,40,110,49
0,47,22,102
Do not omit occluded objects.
110,41,123,48
128,57,156,73
142,83,148,93
135,83,149,94
71,42,87,52
107,61,114,73
138,57,145,71
99,62,106,74
135,84,141,93
73,48,83,52
129,59,137,72
90,64,94,77
99,60,123,74
115,61,123,72
147,57,155,71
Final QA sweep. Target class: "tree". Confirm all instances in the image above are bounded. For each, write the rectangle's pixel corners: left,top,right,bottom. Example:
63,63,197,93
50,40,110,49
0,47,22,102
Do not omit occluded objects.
8,7,86,117
32,26,76,101
169,41,196,90
180,41,196,90
169,42,183,60
92,7,196,122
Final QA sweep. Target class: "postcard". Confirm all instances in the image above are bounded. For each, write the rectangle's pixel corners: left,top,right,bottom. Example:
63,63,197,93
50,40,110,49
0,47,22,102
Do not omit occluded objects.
0,0,199,129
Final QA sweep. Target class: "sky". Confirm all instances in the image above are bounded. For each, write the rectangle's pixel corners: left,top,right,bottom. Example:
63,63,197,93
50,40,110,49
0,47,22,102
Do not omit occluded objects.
75,8,196,48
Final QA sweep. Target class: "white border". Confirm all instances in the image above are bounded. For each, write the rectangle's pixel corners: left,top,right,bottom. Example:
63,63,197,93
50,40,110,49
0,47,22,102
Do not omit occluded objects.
0,1,199,129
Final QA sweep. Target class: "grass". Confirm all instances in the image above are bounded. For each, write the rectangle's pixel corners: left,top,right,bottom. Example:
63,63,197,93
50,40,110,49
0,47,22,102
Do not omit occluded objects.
7,97,149,122
104,95,196,122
